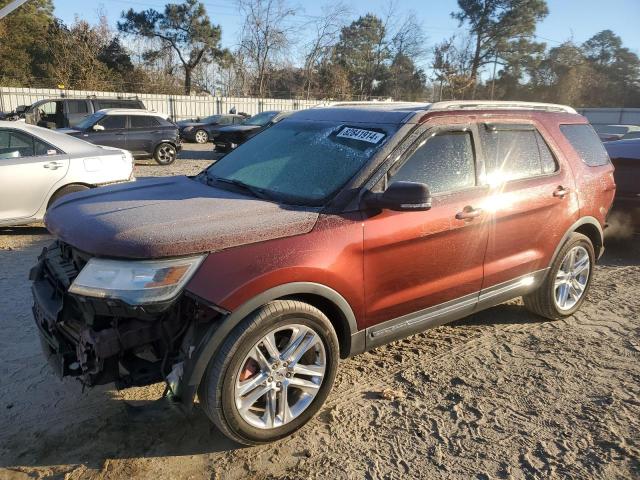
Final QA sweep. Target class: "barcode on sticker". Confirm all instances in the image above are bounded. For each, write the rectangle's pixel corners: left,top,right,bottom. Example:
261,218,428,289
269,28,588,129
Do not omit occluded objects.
337,127,385,144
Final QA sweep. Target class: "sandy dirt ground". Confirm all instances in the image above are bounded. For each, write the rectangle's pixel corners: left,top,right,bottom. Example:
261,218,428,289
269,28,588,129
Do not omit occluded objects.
0,144,638,480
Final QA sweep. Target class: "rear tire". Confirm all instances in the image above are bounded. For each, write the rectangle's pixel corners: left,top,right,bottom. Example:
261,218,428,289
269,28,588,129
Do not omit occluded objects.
199,300,339,445
153,142,176,165
47,184,89,209
194,129,209,144
523,233,595,320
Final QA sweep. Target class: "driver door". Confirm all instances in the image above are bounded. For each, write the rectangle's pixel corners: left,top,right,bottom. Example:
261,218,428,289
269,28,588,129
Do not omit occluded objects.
363,123,490,341
83,114,128,149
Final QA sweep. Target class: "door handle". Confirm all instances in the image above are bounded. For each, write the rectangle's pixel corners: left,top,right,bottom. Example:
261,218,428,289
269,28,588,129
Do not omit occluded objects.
553,186,569,198
456,206,483,220
43,161,63,170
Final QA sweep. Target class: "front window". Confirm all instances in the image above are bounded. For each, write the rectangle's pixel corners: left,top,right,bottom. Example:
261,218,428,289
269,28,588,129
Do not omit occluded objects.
242,111,277,126
204,120,395,205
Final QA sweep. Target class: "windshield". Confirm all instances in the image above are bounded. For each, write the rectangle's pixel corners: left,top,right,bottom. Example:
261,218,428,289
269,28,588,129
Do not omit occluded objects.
205,120,395,205
75,111,105,130
242,111,277,126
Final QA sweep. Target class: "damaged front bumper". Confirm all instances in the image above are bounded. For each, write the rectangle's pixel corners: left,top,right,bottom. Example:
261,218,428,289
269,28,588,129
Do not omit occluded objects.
30,241,220,392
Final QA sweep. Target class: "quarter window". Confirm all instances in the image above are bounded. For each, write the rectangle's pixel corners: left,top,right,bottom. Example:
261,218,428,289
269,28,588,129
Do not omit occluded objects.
481,127,558,183
560,124,610,166
391,131,476,194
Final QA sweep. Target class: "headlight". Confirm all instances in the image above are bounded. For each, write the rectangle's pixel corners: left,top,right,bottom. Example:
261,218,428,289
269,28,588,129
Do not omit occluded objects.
183,126,194,132
69,255,205,304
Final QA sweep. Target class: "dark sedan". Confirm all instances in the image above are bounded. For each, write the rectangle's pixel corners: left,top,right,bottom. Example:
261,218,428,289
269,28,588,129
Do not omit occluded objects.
213,110,292,152
177,114,246,143
604,138,640,230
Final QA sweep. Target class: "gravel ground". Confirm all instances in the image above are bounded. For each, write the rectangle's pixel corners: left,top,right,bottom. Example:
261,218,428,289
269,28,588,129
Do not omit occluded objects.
0,144,638,480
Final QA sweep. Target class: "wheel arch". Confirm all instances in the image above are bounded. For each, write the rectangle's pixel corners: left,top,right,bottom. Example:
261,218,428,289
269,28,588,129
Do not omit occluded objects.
47,182,92,209
551,216,604,265
178,282,363,406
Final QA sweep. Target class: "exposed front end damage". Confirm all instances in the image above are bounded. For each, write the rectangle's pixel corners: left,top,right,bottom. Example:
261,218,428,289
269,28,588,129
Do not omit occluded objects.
30,241,221,392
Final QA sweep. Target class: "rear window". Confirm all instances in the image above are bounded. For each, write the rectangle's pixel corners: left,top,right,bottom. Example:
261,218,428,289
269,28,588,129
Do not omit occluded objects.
560,124,610,166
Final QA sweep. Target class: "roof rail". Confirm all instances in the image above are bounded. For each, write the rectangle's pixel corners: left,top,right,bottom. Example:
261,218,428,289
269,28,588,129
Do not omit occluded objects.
429,100,577,114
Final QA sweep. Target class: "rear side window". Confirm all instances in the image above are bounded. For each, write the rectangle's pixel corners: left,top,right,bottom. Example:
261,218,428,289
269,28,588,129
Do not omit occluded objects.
481,127,558,183
130,116,160,128
391,131,476,194
560,124,610,166
0,130,55,158
67,100,88,114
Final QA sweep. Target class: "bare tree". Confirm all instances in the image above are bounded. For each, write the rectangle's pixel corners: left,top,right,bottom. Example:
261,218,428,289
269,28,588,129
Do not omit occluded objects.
238,0,297,97
301,3,349,99
431,35,475,100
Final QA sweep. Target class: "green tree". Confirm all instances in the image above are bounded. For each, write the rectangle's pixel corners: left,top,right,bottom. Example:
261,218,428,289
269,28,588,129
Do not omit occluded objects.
118,0,225,94
0,0,54,85
582,30,640,106
335,14,390,98
452,0,548,95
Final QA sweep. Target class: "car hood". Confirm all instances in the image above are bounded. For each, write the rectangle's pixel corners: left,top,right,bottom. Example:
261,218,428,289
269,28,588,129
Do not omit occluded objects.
44,176,320,259
178,121,204,128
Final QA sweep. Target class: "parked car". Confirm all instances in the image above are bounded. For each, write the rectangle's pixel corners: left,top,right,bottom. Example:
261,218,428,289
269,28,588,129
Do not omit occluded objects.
0,104,28,121
177,114,246,143
0,121,133,227
604,138,640,227
594,124,640,142
32,101,615,445
22,97,146,129
60,109,181,165
213,110,292,152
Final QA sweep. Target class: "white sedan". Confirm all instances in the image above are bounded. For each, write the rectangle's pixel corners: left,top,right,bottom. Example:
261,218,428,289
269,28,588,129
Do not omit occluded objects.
0,121,134,226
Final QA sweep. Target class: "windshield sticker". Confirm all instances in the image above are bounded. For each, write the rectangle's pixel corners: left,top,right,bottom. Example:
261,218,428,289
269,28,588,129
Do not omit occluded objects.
337,127,385,144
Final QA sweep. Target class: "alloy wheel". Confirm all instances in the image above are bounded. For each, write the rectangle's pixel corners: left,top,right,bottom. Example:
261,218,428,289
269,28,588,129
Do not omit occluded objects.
234,324,326,429
195,130,208,143
157,144,176,164
554,245,590,311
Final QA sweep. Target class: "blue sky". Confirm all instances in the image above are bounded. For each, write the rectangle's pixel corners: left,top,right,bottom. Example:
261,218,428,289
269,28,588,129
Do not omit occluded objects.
52,0,640,59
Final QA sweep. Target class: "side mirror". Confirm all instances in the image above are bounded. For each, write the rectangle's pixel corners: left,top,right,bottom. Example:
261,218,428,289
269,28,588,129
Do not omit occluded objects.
92,124,105,131
363,181,432,212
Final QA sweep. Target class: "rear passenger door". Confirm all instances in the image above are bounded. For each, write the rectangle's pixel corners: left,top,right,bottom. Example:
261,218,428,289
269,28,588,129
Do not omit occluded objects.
479,122,579,291
363,124,490,334
127,115,161,155
0,129,68,221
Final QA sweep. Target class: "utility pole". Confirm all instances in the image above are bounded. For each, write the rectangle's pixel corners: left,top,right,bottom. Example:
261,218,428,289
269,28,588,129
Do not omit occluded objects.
0,0,30,20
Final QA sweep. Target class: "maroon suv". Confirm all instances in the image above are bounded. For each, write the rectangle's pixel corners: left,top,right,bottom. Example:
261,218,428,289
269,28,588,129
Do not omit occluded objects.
32,101,615,445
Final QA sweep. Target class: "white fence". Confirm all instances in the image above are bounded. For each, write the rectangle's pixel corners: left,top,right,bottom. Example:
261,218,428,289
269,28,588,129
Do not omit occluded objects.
576,108,640,126
0,87,326,120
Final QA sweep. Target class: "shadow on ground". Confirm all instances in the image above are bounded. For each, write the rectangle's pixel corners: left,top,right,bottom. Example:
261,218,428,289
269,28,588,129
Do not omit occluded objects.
2,396,241,469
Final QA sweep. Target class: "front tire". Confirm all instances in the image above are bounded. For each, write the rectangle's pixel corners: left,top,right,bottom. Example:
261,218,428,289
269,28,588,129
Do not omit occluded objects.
199,300,339,445
524,233,595,320
153,142,176,165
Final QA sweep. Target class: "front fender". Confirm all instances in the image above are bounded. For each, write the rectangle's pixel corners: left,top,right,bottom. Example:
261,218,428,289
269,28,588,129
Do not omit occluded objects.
175,282,361,407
